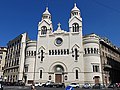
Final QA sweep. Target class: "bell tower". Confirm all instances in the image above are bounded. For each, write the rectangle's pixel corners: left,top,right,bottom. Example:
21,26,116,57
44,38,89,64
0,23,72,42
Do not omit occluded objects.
38,7,53,36
69,3,82,33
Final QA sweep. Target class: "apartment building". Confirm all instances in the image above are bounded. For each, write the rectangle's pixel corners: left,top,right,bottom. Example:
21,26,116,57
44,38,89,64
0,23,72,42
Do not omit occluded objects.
4,33,29,82
0,47,7,77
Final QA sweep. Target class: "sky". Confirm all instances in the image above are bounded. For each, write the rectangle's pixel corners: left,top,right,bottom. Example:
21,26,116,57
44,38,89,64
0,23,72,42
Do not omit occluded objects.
0,0,120,47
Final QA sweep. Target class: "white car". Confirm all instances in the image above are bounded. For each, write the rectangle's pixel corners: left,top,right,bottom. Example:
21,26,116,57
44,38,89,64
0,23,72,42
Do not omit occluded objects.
69,83,80,88
82,83,91,89
34,82,42,87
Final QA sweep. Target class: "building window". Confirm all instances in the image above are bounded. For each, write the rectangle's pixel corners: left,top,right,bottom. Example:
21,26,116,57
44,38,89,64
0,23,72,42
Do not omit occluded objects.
0,56,2,59
49,50,51,55
94,48,97,54
76,70,78,79
65,76,67,80
84,48,87,54
72,23,79,32
40,70,42,79
87,48,90,54
64,49,66,55
41,26,47,35
61,49,63,55
67,49,69,54
93,65,99,72
49,75,51,80
75,48,78,60
25,66,28,72
41,50,44,62
58,50,60,55
55,50,57,55
91,48,93,54
29,51,31,56
52,50,54,55
31,51,33,56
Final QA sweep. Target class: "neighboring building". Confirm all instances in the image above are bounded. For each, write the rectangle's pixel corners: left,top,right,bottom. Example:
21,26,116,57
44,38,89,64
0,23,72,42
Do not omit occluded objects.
4,33,29,82
100,37,120,86
3,3,120,86
0,47,7,77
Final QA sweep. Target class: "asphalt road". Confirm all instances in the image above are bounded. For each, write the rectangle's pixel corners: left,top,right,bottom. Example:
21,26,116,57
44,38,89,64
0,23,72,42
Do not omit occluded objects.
3,86,119,90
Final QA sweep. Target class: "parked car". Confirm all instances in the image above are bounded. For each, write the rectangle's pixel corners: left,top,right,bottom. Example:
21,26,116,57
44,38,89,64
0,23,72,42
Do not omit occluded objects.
107,83,118,88
92,83,102,89
82,83,91,89
53,83,65,88
42,81,54,87
35,82,42,87
69,83,80,88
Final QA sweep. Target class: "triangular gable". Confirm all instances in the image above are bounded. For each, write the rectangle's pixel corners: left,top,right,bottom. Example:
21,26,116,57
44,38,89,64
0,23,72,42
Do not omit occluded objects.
71,44,80,49
39,19,51,26
69,16,82,23
38,46,45,52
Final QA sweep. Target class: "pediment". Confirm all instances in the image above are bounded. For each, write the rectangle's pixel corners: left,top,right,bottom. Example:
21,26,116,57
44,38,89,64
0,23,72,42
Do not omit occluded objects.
69,16,82,23
38,19,51,27
72,44,80,49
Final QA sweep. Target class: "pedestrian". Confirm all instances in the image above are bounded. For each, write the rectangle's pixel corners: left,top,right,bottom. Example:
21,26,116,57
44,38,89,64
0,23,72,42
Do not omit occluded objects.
31,82,36,90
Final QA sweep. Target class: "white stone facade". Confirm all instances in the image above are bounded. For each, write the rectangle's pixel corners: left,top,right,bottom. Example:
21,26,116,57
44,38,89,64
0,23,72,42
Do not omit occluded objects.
34,4,102,85
25,40,36,84
83,34,102,84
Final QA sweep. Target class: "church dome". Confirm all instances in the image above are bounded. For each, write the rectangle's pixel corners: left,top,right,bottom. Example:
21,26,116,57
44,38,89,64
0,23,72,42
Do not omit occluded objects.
71,3,80,12
43,7,51,15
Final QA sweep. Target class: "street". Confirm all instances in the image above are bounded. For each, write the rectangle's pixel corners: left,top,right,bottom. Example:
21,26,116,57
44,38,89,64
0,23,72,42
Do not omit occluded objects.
3,86,119,90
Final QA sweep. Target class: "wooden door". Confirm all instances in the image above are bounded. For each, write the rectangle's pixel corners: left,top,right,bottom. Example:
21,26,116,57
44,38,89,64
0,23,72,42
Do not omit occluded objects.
55,74,62,83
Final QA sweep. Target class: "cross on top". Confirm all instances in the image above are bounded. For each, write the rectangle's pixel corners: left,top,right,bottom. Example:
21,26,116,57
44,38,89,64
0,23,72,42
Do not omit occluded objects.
57,23,61,30
58,23,61,27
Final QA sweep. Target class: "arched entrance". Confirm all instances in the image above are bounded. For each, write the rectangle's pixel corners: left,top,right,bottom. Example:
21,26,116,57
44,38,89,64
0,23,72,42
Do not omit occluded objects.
93,76,100,84
54,65,64,83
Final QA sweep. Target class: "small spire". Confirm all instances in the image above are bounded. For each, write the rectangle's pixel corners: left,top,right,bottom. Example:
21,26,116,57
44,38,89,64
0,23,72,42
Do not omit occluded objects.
74,3,76,7
71,3,80,12
57,23,61,30
46,7,48,10
43,7,51,15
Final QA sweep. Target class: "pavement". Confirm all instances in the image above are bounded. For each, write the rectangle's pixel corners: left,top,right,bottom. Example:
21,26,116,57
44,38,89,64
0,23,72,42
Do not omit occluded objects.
3,86,120,90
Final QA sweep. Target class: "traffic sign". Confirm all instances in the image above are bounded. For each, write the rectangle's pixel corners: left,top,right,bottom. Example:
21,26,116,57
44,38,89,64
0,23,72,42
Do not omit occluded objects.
66,86,74,90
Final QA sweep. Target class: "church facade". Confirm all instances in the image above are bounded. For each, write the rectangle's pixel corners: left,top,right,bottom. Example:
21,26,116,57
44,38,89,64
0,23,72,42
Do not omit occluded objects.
34,4,102,85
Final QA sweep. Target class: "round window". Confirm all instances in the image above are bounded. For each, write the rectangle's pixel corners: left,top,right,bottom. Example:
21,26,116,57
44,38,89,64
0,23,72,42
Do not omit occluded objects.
55,38,63,46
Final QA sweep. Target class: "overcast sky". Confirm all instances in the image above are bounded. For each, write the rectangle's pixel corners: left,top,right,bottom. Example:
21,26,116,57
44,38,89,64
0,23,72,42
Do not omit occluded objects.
0,0,120,47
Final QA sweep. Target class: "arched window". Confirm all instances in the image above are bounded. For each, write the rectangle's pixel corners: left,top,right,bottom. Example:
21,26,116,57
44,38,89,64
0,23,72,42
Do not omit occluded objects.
40,70,42,78
84,48,87,54
72,23,79,32
41,26,47,35
75,48,78,60
97,49,99,54
55,65,64,72
76,70,78,79
41,50,44,61
91,48,94,54
87,48,90,54
94,48,97,54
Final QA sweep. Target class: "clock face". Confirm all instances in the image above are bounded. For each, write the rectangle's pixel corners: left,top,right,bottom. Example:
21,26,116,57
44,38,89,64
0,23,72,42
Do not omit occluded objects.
55,38,63,46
